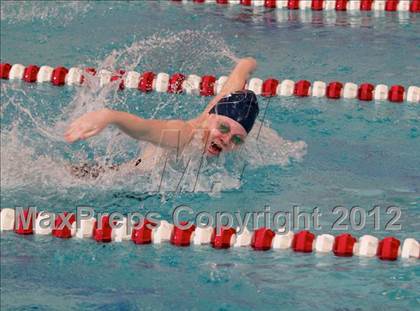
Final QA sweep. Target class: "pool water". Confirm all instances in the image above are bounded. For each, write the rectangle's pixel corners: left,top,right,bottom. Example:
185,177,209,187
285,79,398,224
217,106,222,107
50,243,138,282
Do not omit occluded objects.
1,1,419,310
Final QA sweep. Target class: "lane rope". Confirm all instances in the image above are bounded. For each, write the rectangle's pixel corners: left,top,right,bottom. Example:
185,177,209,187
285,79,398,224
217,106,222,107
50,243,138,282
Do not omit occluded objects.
1,63,419,104
0,208,419,261
171,0,420,13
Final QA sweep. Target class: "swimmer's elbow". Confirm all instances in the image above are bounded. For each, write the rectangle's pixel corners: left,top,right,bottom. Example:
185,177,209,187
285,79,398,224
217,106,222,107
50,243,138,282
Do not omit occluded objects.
241,56,256,63
239,57,257,68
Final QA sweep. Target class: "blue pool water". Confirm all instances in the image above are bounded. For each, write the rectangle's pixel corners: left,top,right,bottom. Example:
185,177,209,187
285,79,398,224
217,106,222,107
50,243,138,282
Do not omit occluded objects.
1,1,419,310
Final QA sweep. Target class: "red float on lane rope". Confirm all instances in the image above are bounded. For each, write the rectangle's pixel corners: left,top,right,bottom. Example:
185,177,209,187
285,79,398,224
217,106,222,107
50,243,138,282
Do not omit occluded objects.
411,0,420,13
52,212,76,239
200,75,216,96
138,71,155,93
333,233,356,257
216,0,229,4
292,230,315,252
385,0,399,12
265,0,277,8
336,0,348,11
85,67,97,76
80,67,97,84
170,222,195,246
240,0,252,6
168,73,185,94
93,215,113,242
388,85,405,103
23,65,40,83
262,78,279,97
326,81,343,99
131,220,156,244
312,0,324,11
211,227,236,249
377,237,400,261
110,70,125,90
0,63,12,79
360,0,374,10
294,80,311,97
358,83,375,101
14,209,36,235
288,0,300,10
51,67,68,86
251,228,275,251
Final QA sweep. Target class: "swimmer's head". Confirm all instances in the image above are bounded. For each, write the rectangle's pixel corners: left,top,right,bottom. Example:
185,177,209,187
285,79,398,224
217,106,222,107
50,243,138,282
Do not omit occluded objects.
204,90,259,157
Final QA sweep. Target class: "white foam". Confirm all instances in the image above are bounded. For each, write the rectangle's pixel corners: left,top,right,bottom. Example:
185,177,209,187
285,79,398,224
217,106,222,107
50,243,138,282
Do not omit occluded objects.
1,1,92,25
1,30,306,198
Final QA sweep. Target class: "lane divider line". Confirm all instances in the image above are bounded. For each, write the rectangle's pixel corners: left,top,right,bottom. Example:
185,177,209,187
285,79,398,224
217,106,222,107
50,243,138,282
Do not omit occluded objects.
1,208,419,261
1,63,419,104
171,0,420,13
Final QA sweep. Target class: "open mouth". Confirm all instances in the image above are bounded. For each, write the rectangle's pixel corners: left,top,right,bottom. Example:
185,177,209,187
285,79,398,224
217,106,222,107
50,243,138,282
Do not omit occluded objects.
208,141,222,155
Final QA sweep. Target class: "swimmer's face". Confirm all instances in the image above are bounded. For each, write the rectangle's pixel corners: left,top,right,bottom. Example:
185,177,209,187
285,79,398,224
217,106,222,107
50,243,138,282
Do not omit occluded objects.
203,114,247,157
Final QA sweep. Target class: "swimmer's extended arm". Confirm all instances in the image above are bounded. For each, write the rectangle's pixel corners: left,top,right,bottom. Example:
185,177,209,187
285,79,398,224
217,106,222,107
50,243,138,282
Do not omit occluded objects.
64,109,193,149
65,58,256,147
201,57,257,116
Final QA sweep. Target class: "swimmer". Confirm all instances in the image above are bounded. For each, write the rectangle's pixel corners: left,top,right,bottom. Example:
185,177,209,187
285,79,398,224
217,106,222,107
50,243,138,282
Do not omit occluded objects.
65,57,259,177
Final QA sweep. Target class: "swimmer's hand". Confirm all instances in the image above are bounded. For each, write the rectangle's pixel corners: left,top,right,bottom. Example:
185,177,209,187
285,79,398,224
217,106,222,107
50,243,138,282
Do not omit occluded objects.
65,108,112,143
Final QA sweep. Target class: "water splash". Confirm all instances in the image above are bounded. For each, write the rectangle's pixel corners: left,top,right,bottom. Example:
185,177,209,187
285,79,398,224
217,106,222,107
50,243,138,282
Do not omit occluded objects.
0,0,92,25
0,30,306,206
